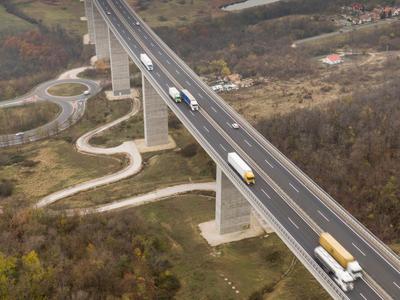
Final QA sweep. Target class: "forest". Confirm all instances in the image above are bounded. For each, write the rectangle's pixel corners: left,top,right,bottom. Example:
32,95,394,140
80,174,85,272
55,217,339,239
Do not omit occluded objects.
0,208,180,299
0,1,87,100
257,76,400,243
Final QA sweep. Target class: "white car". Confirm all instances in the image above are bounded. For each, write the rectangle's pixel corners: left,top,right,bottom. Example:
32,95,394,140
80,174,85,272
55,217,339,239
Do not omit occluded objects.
232,123,239,129
135,21,140,26
106,11,111,15
83,90,90,96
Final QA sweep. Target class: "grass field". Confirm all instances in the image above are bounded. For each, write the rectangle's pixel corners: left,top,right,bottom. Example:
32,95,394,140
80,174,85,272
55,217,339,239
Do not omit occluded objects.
0,93,131,206
0,5,34,40
13,0,86,36
0,101,60,135
48,83,88,97
117,195,330,299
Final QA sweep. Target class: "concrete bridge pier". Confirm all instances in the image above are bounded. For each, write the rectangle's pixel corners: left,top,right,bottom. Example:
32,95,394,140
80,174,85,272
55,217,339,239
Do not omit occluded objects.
142,75,169,147
84,0,95,44
199,166,267,246
216,166,252,234
108,29,131,96
92,5,110,60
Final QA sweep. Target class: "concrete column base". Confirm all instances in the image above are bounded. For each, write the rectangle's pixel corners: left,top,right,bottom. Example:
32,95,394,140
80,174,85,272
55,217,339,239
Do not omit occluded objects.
142,74,169,147
199,219,264,247
134,135,176,153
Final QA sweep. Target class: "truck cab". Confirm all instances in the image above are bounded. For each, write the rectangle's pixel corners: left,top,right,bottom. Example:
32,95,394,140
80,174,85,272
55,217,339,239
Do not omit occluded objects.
244,171,255,185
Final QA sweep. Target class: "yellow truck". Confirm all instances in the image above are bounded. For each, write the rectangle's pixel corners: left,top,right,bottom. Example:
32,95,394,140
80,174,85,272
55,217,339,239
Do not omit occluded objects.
319,232,363,279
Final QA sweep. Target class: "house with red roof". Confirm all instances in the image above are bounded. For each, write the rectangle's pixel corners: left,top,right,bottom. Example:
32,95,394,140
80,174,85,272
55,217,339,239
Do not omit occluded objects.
322,54,344,65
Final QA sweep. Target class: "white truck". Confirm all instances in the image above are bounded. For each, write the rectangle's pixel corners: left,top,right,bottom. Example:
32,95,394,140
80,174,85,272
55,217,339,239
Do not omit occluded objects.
319,232,363,279
180,89,199,111
140,53,153,71
168,87,181,103
227,152,255,185
315,246,354,292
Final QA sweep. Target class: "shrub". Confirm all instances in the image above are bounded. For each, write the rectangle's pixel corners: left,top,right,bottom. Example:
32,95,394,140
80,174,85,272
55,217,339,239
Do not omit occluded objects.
0,180,14,197
181,143,197,157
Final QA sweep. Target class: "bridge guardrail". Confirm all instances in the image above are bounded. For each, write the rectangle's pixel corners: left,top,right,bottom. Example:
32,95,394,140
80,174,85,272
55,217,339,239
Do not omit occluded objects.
0,101,85,147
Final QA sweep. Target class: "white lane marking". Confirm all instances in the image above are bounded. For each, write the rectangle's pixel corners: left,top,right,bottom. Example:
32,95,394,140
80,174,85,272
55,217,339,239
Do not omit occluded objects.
203,126,210,133
244,139,252,147
128,37,131,41
317,210,330,222
226,122,232,128
166,59,171,64
150,42,155,47
156,72,161,77
261,188,271,199
289,183,299,193
185,80,191,86
264,159,274,168
133,44,137,49
197,93,204,99
143,35,148,40
175,69,180,74
211,106,217,113
359,293,367,300
352,243,366,256
158,51,163,55
288,217,299,229
220,144,227,152
117,23,121,27
189,111,195,116
393,282,400,289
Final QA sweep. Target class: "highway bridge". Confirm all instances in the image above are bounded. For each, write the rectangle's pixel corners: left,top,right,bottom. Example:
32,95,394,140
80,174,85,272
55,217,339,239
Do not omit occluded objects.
83,0,400,298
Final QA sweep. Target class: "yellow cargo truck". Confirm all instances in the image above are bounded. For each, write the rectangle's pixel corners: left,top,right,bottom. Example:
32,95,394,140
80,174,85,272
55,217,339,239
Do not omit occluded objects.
320,232,363,279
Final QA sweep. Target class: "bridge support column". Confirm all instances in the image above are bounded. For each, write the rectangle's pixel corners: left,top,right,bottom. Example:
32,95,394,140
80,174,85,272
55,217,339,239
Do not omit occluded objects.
216,166,251,234
93,5,110,60
108,29,131,96
142,75,169,147
84,0,95,44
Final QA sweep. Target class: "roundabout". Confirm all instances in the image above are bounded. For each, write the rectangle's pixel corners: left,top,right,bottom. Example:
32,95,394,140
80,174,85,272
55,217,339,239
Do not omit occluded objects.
0,69,101,147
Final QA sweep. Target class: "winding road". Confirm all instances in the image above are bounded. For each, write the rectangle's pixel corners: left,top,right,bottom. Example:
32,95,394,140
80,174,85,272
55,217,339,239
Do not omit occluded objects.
0,67,100,147
36,89,215,212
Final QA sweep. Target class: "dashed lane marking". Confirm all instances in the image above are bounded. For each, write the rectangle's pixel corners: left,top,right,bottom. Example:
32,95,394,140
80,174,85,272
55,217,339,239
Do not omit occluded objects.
261,188,271,199
352,243,366,256
289,183,299,193
288,217,299,229
317,210,330,222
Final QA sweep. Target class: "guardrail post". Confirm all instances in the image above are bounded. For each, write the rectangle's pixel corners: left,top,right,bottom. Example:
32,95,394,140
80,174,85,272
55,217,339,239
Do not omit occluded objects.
84,0,95,44
92,4,110,60
108,29,131,96
142,74,169,147
216,166,252,234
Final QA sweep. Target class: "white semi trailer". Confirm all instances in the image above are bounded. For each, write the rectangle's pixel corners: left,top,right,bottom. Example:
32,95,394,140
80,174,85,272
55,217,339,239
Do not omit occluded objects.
227,152,255,185
140,53,153,71
314,246,354,292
